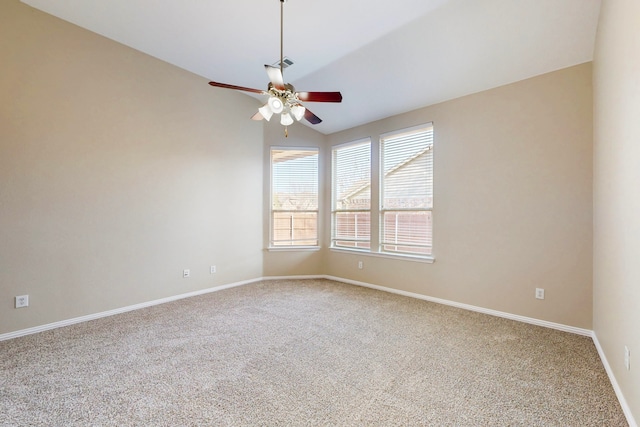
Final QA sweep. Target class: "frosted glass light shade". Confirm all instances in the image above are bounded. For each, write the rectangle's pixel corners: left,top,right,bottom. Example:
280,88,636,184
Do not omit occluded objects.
258,104,273,121
280,112,294,126
291,104,305,121
268,97,284,114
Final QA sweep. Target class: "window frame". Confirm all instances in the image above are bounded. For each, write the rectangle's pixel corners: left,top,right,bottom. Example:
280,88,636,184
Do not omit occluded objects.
379,123,434,258
331,138,372,251
329,123,434,263
269,146,320,249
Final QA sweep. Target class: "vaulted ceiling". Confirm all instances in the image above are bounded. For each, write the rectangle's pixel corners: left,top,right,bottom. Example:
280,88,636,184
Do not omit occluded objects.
22,0,601,134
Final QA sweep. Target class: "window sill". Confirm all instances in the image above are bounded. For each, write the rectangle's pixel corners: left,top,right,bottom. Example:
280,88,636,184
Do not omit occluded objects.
267,246,321,252
330,247,435,264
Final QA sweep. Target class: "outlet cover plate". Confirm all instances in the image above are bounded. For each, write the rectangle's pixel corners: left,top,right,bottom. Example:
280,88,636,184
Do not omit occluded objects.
15,295,29,308
625,346,630,370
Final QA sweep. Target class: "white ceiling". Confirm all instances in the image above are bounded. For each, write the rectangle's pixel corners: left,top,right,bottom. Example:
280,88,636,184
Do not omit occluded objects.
22,0,601,135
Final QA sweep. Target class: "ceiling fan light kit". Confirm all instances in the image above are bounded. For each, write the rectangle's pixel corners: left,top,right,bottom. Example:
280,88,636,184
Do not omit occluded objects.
280,112,294,126
207,0,342,136
267,91,285,114
291,104,305,121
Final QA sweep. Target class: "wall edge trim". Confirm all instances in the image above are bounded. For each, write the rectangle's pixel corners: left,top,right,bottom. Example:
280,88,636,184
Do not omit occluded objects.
1,273,592,340
323,275,592,335
592,331,638,427
0,277,263,342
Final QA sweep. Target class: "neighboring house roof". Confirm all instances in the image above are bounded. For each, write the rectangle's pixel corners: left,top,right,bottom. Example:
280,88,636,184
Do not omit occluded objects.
341,146,433,204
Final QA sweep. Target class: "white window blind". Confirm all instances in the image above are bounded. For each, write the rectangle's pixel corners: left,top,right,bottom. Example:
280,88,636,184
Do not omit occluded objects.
331,139,371,249
380,124,433,256
271,148,319,247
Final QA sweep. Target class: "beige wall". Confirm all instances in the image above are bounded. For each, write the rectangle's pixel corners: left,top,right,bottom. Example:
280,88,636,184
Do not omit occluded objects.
593,0,640,421
0,1,264,334
325,63,594,329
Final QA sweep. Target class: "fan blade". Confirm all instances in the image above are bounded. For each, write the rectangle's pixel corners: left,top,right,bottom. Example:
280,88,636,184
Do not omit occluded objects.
250,111,264,121
303,108,322,125
264,65,285,91
208,81,265,94
297,91,343,103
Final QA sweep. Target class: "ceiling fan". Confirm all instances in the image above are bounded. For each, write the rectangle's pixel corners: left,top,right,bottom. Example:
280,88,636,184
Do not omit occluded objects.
208,0,342,135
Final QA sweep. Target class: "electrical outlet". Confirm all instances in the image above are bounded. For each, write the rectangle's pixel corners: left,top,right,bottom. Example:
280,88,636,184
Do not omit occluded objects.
624,346,630,371
183,269,190,278
535,288,545,300
210,265,216,274
358,261,363,270
15,295,29,308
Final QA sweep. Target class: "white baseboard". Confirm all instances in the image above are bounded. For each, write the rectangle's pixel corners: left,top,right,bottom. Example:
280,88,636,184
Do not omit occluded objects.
323,275,635,426
261,275,326,281
2,274,634,426
592,332,638,427
0,275,329,342
0,273,592,340
0,277,262,342
323,275,593,336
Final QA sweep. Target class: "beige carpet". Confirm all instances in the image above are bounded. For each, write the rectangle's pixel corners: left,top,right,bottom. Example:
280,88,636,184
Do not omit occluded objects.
0,279,627,426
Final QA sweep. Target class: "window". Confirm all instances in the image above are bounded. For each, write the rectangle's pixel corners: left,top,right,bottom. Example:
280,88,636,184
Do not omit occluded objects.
380,124,433,256
330,124,434,259
270,147,319,247
331,139,371,249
